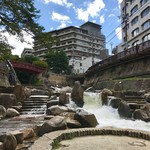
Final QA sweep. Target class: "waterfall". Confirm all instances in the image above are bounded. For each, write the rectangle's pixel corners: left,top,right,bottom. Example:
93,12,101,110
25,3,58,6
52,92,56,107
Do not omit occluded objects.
83,92,150,132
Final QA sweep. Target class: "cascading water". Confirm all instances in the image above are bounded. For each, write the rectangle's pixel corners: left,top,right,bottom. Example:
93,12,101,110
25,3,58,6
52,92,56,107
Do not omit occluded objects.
83,92,150,132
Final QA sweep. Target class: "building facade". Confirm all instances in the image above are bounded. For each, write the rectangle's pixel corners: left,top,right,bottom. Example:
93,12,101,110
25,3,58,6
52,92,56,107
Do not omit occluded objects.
121,0,150,50
33,22,108,74
21,48,33,57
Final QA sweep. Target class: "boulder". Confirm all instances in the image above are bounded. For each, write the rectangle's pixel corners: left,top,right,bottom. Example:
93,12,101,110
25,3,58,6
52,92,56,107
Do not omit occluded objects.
38,116,67,136
133,103,150,122
0,133,17,150
66,119,82,128
47,100,59,108
0,93,17,109
6,108,20,117
24,87,31,97
71,81,84,107
60,86,72,93
0,142,3,150
113,81,123,91
108,96,121,108
47,105,68,115
59,92,69,106
22,128,35,139
9,130,23,144
145,94,150,103
101,89,112,105
0,105,6,118
13,85,26,102
118,101,132,118
74,109,98,127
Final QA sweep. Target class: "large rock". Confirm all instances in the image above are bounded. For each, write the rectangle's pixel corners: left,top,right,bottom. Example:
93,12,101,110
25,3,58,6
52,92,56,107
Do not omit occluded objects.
13,85,26,103
74,109,98,127
145,94,150,103
22,128,35,139
0,93,17,109
9,130,23,144
38,116,67,136
101,89,112,105
0,142,3,150
71,81,84,107
0,105,6,118
133,103,150,122
59,92,69,106
0,133,17,150
47,105,68,115
6,108,20,117
118,101,132,118
31,88,49,95
108,96,121,108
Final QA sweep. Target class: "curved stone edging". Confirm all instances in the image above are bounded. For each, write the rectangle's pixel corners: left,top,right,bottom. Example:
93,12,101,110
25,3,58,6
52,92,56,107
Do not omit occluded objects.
30,128,150,150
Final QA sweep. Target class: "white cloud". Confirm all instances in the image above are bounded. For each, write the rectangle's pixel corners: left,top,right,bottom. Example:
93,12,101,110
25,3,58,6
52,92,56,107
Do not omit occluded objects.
51,11,71,29
43,0,72,8
100,15,105,24
76,0,105,21
1,30,33,56
108,14,115,18
115,27,122,41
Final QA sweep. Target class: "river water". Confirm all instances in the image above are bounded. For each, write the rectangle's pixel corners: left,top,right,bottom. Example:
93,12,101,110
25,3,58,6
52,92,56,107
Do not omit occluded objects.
83,92,150,132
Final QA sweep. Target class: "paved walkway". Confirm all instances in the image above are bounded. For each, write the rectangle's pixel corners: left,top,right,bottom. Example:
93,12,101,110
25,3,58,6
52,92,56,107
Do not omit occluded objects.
29,128,150,150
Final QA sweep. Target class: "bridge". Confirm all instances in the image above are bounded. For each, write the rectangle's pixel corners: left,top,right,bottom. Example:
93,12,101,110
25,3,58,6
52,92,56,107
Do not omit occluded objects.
10,60,46,74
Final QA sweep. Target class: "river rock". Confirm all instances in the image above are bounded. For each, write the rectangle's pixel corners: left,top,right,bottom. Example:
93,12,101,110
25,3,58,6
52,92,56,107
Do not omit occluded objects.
145,94,150,103
22,128,35,139
118,101,132,118
0,105,6,118
74,109,98,127
71,81,84,107
0,93,17,109
0,133,17,150
108,96,121,108
0,142,3,150
113,81,123,91
47,105,68,115
133,103,150,122
59,92,69,105
13,85,26,102
9,130,23,144
66,119,82,128
38,116,67,136
101,88,112,105
6,108,20,117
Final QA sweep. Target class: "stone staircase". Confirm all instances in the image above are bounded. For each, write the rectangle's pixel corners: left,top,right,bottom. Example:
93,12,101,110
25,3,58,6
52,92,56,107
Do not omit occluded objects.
21,95,49,115
123,91,146,112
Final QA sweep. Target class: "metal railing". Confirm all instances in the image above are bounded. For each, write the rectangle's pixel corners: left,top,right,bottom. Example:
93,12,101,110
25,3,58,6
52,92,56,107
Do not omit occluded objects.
86,40,150,74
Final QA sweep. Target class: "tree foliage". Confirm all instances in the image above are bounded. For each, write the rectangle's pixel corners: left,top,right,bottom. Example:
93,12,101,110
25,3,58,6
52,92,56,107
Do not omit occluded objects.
45,50,71,74
32,60,48,69
0,0,44,38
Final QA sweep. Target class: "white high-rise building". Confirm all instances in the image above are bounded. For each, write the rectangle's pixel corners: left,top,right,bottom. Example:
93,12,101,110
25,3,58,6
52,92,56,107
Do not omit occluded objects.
33,22,108,74
121,0,150,50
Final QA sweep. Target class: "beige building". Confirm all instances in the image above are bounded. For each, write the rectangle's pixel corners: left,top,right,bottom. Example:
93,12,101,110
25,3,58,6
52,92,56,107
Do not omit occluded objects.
21,48,34,57
121,0,150,51
33,22,108,74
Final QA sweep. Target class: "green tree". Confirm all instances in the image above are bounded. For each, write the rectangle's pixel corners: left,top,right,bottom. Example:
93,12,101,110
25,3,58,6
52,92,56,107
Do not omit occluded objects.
45,50,71,74
21,55,39,64
0,0,44,38
32,60,48,69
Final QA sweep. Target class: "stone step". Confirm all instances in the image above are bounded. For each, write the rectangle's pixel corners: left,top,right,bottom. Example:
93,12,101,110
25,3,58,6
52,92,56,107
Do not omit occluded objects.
124,100,146,104
23,101,47,103
128,103,144,110
124,95,144,99
22,105,46,109
21,111,45,115
22,103,47,106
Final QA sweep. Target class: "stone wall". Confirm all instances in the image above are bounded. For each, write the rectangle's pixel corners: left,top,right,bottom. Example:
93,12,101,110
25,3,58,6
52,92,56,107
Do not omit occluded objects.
84,54,150,91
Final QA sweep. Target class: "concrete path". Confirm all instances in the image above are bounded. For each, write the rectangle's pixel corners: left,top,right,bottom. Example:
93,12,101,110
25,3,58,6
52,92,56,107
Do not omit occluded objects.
29,128,150,150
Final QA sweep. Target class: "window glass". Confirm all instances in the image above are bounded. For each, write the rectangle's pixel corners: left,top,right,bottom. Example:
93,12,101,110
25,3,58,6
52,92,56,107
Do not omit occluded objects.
131,5,138,15
131,16,138,26
132,28,139,37
140,0,148,6
143,34,150,42
142,20,150,30
141,7,150,18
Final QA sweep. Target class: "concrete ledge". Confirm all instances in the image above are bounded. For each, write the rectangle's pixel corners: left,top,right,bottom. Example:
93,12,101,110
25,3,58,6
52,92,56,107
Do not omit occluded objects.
29,127,150,150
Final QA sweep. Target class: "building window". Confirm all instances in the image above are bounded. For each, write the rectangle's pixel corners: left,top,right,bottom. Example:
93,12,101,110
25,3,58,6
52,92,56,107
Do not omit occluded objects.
140,0,148,6
132,28,139,37
131,16,138,26
141,7,150,18
143,34,150,42
132,40,139,46
131,5,138,16
142,20,150,30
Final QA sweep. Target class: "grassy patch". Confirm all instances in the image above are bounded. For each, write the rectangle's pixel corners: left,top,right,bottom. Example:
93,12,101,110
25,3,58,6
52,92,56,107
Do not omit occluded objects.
52,140,61,150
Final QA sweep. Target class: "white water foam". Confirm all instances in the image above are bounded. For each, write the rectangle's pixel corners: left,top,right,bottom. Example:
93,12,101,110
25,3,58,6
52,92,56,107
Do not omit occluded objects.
83,92,150,132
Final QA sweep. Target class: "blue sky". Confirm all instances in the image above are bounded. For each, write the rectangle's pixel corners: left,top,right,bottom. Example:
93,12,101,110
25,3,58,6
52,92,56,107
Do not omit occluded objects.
4,0,123,56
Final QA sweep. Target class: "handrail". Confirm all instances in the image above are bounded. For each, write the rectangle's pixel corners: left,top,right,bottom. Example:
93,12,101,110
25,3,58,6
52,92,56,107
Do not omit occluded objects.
86,40,150,74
